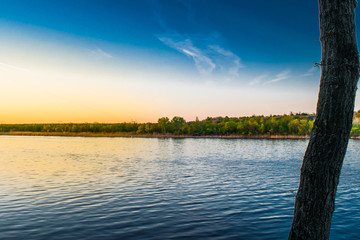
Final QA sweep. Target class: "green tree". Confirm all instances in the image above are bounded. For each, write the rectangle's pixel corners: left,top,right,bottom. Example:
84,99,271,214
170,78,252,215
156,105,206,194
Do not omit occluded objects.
157,117,170,133
171,116,186,134
136,124,146,134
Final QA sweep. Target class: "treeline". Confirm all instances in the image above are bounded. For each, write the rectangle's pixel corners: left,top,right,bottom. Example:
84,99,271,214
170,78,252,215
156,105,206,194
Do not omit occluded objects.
0,113,317,136
0,122,139,134
3,112,360,137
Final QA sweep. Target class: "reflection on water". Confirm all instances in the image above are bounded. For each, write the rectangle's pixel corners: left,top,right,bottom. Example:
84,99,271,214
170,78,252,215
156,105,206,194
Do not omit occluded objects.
0,136,359,239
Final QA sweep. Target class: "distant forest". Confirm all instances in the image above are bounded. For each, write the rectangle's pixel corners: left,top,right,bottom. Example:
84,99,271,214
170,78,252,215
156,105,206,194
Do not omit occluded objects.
2,111,360,137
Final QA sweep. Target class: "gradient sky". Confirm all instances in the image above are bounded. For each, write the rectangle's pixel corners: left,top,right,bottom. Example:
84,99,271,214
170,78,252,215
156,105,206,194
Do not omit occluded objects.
1,0,360,123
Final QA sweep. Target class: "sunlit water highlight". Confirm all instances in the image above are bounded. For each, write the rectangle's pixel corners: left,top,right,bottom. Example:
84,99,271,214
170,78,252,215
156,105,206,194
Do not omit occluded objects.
0,136,359,239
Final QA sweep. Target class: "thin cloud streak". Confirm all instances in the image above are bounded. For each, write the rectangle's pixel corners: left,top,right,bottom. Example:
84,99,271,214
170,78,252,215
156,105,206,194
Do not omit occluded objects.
154,4,243,79
0,62,29,72
248,74,268,86
263,70,291,85
158,34,216,75
209,45,244,77
89,48,113,59
157,33,243,77
301,67,317,77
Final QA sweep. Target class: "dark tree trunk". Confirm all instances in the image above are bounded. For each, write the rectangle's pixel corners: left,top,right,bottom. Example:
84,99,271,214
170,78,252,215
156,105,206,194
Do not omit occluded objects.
289,1,359,239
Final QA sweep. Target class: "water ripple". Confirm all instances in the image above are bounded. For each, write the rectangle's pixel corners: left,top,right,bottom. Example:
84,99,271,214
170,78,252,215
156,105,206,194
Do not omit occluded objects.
0,137,358,239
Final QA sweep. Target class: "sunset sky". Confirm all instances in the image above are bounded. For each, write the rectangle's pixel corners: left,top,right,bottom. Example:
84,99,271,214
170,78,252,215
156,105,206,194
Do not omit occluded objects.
1,0,360,123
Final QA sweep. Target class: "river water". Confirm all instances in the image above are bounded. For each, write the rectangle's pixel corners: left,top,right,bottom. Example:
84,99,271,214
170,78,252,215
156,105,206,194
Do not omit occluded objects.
0,136,359,239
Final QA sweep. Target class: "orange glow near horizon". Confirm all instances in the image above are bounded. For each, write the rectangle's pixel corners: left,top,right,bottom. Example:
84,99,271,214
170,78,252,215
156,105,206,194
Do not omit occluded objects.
0,22,338,124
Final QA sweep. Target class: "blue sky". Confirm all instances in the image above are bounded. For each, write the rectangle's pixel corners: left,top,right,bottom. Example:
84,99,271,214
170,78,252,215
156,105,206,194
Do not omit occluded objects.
0,0,359,123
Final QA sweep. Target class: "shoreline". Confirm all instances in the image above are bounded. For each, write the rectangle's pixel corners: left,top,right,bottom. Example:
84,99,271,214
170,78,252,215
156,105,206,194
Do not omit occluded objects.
0,132,360,140
2,131,360,139
0,131,311,139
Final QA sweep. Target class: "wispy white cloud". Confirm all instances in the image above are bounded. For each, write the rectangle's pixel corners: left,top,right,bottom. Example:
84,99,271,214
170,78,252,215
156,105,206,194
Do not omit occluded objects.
263,70,291,85
89,48,113,59
157,33,243,77
153,4,243,79
301,67,317,77
248,74,268,86
0,61,29,72
158,34,216,75
209,45,244,77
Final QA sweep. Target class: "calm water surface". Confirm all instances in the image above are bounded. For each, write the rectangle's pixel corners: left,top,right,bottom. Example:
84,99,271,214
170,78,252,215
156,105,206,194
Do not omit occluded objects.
0,136,359,239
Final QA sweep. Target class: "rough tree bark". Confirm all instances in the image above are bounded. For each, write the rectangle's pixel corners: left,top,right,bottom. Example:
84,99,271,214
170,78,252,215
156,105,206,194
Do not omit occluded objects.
288,0,359,239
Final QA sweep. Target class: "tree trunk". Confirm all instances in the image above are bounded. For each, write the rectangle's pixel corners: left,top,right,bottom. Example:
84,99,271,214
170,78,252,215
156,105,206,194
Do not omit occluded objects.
288,1,359,239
